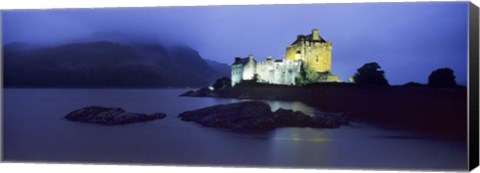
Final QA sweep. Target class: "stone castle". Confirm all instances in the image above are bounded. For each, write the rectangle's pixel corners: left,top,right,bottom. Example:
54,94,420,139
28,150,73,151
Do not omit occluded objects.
231,29,340,86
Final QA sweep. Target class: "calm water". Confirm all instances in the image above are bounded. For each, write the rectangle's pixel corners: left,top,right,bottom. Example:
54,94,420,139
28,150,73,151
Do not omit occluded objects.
2,89,467,170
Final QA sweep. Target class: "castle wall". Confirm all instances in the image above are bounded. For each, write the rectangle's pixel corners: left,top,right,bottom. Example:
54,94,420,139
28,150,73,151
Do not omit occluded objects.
242,58,256,80
286,39,332,73
305,42,332,72
231,64,243,86
257,61,273,84
286,44,302,61
256,58,300,85
232,57,300,86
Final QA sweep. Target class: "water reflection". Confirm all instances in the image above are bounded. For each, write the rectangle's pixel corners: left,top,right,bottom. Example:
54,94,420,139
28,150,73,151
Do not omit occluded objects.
224,98,319,116
3,89,467,170
269,128,332,167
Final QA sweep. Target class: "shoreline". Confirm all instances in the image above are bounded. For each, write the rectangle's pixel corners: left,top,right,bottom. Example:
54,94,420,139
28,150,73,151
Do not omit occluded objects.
182,83,468,140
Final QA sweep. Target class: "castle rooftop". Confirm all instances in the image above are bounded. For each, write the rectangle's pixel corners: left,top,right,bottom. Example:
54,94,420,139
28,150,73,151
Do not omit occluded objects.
290,29,327,45
233,56,256,65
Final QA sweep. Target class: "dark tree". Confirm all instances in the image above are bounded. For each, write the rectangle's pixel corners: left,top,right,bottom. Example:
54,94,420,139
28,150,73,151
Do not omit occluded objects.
212,77,231,90
295,61,308,86
352,62,389,86
428,68,457,87
252,73,259,82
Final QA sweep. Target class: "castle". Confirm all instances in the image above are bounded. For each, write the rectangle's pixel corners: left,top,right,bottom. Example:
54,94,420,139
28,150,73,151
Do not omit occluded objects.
231,29,340,87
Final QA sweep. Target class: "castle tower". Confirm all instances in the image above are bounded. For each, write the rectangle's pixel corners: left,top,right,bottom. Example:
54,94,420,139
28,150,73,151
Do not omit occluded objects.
286,29,332,73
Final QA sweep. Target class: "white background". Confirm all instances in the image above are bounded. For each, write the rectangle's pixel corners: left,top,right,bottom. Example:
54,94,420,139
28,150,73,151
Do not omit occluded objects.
0,0,479,173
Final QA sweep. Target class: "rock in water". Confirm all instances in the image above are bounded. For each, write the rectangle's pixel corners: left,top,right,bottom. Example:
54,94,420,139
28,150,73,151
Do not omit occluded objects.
179,101,350,132
179,101,276,131
65,106,166,125
273,108,313,127
179,90,196,96
179,88,217,97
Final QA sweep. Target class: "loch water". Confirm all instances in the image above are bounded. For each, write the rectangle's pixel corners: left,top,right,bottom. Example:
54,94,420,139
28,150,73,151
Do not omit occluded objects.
3,89,467,170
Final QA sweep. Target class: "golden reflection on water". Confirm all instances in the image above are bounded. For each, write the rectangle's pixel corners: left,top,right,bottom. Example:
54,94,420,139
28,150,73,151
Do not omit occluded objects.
269,127,332,165
226,98,319,116
211,97,333,165
272,128,331,142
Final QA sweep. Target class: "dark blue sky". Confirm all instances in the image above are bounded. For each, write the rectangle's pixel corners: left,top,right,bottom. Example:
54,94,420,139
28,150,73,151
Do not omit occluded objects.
2,2,469,84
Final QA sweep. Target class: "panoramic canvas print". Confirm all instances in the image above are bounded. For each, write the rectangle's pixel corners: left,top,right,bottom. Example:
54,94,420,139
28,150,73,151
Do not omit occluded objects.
2,2,471,171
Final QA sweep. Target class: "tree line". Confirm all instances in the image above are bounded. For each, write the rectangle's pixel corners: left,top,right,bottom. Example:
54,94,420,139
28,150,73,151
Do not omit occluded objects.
351,62,459,88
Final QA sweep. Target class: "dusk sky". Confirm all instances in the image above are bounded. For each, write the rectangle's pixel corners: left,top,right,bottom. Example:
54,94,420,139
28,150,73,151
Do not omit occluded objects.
2,2,469,85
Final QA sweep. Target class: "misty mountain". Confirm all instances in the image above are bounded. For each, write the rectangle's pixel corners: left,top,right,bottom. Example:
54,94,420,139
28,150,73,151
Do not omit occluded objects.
3,42,43,53
75,32,164,45
205,59,231,78
3,41,230,88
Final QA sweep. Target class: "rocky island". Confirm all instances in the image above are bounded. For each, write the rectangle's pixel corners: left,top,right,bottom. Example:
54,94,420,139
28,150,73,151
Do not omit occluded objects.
179,101,349,131
65,106,166,125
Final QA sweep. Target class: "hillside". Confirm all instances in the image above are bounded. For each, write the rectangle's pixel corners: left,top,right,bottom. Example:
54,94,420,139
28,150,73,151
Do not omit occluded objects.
3,41,231,88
